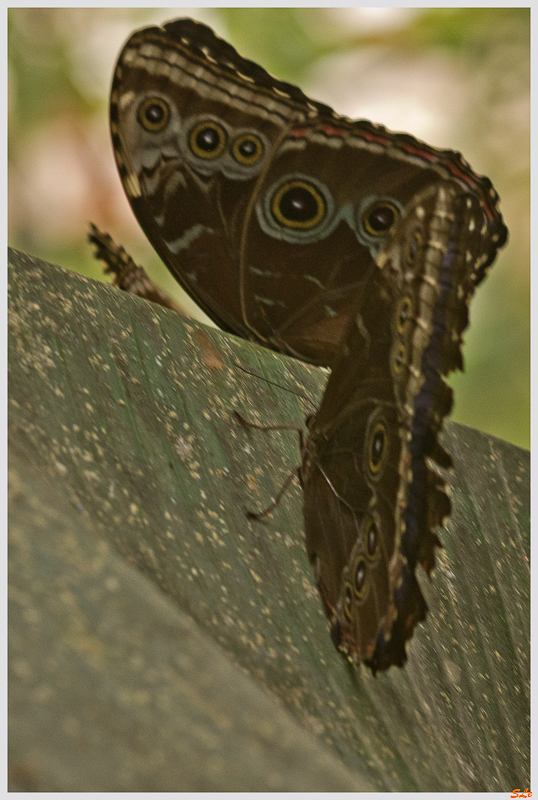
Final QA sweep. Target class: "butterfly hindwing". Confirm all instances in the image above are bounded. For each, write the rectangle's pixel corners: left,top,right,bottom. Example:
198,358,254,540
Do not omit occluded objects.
303,181,492,672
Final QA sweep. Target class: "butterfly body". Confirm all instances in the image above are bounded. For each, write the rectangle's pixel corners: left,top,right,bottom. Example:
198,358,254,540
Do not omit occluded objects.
109,18,508,672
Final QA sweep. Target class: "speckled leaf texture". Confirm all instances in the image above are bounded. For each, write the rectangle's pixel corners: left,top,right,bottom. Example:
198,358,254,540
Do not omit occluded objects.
8,248,529,791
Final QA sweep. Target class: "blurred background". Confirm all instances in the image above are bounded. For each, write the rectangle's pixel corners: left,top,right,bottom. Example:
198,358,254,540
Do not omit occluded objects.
8,8,529,449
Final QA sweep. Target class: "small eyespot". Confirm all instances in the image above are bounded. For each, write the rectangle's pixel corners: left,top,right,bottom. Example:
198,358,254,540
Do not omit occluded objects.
392,342,407,374
396,296,413,333
365,517,379,560
271,180,326,229
353,556,367,600
367,420,388,478
343,582,354,621
405,229,423,267
232,133,264,165
363,201,399,237
189,121,227,159
137,97,170,132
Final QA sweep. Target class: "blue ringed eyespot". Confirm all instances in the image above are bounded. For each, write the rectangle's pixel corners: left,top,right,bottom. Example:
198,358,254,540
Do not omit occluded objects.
353,556,368,599
189,120,227,159
365,517,379,560
392,342,407,374
396,296,413,333
405,229,423,266
271,180,326,230
232,134,264,165
137,97,170,132
363,200,399,236
367,420,388,477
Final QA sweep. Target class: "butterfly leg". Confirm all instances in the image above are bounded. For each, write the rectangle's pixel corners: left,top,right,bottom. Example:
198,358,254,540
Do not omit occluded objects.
245,469,299,520
233,411,302,519
88,223,184,312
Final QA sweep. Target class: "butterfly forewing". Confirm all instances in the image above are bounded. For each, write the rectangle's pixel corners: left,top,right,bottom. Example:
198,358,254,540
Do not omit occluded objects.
110,21,307,338
111,18,507,366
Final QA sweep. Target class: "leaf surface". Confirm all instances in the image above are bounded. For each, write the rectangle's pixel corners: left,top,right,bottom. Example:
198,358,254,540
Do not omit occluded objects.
8,248,529,791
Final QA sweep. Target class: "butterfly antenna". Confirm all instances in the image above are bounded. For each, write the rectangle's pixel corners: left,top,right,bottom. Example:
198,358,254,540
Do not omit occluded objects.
232,362,317,413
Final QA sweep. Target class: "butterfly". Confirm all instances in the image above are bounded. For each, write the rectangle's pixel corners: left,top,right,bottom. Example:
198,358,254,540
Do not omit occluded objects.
96,18,508,672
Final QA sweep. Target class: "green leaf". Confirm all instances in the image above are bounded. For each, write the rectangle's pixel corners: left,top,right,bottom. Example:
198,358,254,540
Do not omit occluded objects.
9,248,529,791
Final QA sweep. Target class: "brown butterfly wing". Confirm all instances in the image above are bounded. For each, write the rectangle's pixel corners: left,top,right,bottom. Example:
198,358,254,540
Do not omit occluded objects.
302,265,400,661
110,19,308,338
239,111,506,364
303,181,497,672
111,18,507,367
240,119,435,363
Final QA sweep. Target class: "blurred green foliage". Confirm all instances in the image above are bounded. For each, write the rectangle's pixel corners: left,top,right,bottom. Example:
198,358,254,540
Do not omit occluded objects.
8,8,529,448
